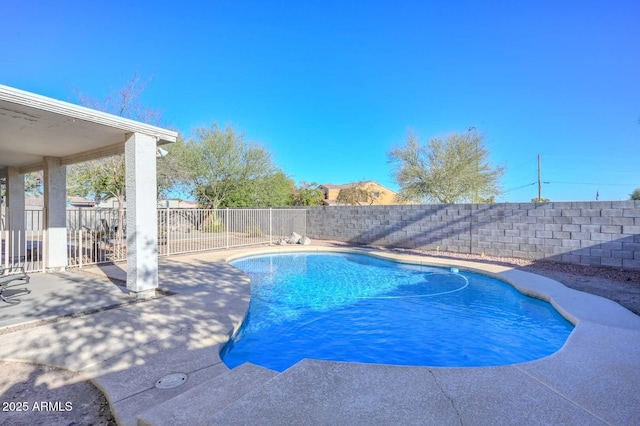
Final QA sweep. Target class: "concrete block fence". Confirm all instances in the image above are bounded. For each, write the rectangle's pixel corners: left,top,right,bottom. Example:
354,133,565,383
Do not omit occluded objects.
305,201,640,271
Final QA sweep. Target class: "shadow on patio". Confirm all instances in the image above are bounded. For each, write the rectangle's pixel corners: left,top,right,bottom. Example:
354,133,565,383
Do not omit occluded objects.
0,251,253,425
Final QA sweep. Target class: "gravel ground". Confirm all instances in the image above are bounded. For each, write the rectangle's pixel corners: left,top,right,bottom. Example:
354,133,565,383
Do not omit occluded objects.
0,247,638,425
0,361,115,426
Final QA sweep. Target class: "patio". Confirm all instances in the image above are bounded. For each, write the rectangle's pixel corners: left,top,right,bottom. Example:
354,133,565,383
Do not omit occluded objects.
0,244,639,425
0,270,130,330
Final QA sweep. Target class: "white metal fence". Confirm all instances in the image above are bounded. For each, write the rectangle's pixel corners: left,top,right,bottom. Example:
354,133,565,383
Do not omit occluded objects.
1,207,306,272
157,208,306,256
66,207,126,267
1,207,45,273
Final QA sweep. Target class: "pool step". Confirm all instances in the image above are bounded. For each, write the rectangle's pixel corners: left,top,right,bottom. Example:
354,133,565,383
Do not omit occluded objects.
136,363,278,426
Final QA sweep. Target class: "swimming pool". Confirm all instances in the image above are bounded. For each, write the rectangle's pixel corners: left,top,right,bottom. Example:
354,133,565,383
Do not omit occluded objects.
221,252,574,372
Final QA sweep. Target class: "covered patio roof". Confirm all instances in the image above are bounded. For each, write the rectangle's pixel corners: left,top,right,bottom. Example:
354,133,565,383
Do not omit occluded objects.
1,83,178,298
0,84,177,176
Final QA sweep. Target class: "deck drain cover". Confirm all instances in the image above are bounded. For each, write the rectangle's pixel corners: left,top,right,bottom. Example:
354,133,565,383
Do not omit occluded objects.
155,373,188,389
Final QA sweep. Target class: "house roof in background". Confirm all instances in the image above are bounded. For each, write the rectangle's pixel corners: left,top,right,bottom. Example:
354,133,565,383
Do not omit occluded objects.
319,181,397,193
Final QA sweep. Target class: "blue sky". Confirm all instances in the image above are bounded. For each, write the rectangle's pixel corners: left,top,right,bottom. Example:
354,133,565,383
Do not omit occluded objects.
2,0,639,202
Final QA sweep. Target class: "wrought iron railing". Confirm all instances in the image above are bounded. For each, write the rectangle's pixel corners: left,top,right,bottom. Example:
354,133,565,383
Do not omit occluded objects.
1,207,306,271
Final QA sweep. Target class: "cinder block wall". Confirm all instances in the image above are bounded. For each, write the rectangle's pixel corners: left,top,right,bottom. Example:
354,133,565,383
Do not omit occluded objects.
305,201,640,271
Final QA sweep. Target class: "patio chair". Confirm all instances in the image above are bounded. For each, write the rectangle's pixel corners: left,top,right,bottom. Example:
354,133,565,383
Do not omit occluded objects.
0,266,31,304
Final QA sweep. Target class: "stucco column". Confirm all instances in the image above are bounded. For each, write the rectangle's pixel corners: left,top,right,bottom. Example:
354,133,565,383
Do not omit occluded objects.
125,132,158,298
43,157,67,271
5,167,26,263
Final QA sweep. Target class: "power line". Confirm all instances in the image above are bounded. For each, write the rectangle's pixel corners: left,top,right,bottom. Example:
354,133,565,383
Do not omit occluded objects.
504,182,537,193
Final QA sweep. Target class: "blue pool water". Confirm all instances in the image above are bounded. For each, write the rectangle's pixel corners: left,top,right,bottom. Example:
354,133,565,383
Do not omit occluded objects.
221,253,574,372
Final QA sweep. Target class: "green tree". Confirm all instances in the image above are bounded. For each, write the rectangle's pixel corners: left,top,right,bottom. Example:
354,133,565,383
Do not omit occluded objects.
24,172,43,196
630,188,640,200
335,181,383,205
67,156,125,204
388,131,505,204
156,136,192,198
173,124,284,209
292,182,325,206
0,172,42,199
226,171,295,207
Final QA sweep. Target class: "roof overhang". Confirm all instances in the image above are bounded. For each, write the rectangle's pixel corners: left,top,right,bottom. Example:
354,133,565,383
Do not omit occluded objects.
0,84,178,177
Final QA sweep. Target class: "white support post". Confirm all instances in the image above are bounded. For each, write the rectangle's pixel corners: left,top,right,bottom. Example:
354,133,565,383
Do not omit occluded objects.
6,167,25,264
125,132,159,299
43,157,68,271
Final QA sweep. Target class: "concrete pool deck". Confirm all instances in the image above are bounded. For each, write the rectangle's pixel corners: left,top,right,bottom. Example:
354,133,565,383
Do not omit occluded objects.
0,244,639,425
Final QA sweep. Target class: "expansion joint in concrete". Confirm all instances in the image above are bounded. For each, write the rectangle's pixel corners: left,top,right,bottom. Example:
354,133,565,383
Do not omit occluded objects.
514,366,610,425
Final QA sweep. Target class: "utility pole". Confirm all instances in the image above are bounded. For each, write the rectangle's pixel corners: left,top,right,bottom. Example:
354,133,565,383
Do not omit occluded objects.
537,154,542,202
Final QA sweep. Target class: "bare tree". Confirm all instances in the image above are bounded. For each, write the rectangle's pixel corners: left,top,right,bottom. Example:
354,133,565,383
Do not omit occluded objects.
67,72,164,252
74,70,162,125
